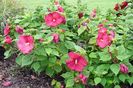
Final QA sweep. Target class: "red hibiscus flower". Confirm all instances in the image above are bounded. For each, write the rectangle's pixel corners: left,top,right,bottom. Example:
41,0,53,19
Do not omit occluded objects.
4,24,10,36
121,1,128,9
66,52,88,72
51,33,59,43
78,12,84,19
98,27,107,34
97,27,115,48
4,35,12,44
98,24,104,28
15,25,24,34
57,6,64,12
109,30,115,40
97,33,111,48
114,3,120,11
44,12,66,27
120,64,128,74
79,74,87,84
74,74,87,85
17,35,34,54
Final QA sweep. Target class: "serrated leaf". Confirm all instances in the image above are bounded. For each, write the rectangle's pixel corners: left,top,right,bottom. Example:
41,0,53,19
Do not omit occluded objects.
34,46,46,56
52,49,59,56
31,62,40,72
60,54,69,64
117,45,130,61
51,79,56,86
66,79,74,88
4,49,11,59
95,64,110,75
119,74,126,82
74,45,86,54
65,41,75,49
98,51,111,61
45,48,52,55
61,72,74,79
16,55,33,67
94,77,101,85
53,64,62,73
110,64,120,75
114,85,121,88
101,78,106,86
34,33,43,39
127,76,133,85
89,52,97,58
46,67,54,77
89,37,96,44
78,26,86,35
49,56,57,63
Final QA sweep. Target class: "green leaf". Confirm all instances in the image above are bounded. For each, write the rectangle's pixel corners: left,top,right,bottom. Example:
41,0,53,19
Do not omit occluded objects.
89,52,97,58
46,67,54,77
60,54,69,64
61,72,74,79
31,62,40,72
110,64,120,75
101,78,106,86
53,64,62,73
117,45,130,61
66,79,74,88
52,49,59,56
60,34,65,41
34,46,46,56
45,48,52,55
4,49,11,59
51,79,56,86
34,34,43,39
55,82,61,88
58,43,68,54
78,26,86,36
35,55,47,61
98,51,111,61
95,64,110,75
89,37,96,44
127,76,133,85
94,77,101,85
65,41,75,49
49,56,57,63
74,45,86,54
43,36,53,44
119,74,126,82
114,85,121,88
16,55,33,67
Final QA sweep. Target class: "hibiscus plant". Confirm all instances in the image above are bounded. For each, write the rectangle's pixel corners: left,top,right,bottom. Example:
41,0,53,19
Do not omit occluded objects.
0,0,133,88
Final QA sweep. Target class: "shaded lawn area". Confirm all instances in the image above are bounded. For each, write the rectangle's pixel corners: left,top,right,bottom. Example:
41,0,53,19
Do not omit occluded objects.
18,0,123,12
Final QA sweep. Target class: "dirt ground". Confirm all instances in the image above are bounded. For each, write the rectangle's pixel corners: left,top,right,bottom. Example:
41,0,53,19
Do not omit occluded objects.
0,58,52,88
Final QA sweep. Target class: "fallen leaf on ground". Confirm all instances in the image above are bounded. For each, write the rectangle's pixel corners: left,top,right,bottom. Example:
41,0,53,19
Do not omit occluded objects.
2,81,12,87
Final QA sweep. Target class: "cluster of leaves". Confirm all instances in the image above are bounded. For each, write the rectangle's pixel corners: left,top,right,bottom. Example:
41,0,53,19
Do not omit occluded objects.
0,0,133,88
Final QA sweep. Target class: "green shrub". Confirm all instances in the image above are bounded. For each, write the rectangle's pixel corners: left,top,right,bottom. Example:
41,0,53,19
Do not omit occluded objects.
0,0,133,88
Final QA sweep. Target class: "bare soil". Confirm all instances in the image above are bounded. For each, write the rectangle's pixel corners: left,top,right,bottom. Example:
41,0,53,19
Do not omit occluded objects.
0,57,52,88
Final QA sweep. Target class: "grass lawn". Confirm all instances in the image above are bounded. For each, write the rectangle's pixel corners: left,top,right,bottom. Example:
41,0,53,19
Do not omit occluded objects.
17,0,123,12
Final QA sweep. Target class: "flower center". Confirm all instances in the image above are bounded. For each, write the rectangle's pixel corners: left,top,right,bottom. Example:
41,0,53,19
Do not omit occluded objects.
75,59,78,64
100,39,103,42
53,19,56,22
25,42,30,46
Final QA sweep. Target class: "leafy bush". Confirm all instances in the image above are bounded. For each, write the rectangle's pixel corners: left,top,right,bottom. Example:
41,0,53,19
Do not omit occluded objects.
0,0,133,88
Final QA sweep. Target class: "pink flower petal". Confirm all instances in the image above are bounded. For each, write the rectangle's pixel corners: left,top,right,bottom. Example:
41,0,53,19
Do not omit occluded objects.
2,81,12,87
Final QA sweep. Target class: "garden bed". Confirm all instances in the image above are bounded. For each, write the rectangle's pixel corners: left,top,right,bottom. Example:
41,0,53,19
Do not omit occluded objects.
0,54,52,88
